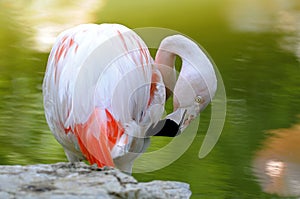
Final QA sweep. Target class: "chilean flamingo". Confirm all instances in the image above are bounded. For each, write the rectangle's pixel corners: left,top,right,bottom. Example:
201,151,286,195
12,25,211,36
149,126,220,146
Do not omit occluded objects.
43,23,217,173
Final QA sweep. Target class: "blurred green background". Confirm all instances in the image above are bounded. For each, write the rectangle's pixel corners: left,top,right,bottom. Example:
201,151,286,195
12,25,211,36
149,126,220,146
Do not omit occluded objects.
1,0,300,198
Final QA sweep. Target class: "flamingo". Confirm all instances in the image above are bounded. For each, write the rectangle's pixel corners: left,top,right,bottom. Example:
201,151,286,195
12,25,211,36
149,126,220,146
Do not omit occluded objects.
43,23,217,173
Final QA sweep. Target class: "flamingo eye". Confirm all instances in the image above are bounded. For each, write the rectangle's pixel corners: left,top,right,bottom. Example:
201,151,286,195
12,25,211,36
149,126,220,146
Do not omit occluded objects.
195,96,204,104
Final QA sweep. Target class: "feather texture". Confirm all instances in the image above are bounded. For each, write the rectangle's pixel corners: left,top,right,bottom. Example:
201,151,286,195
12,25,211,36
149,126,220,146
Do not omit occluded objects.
43,23,165,172
43,23,217,173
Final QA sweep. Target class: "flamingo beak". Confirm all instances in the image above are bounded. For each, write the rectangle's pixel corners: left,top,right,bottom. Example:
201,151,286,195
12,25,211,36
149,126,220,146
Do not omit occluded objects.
145,109,187,137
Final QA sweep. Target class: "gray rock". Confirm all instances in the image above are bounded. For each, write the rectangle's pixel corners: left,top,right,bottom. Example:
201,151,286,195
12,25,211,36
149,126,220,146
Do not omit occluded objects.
0,162,191,199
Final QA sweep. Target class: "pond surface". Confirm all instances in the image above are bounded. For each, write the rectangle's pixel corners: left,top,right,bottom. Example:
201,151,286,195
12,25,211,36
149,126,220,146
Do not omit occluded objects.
1,0,300,198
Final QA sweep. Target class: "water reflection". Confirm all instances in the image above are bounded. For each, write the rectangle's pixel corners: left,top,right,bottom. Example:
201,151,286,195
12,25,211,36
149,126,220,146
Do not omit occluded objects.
253,122,300,196
226,0,300,61
1,0,105,52
0,0,300,197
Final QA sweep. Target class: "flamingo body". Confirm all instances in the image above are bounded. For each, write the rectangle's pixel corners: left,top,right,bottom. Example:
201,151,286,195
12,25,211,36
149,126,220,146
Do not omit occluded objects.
43,23,217,173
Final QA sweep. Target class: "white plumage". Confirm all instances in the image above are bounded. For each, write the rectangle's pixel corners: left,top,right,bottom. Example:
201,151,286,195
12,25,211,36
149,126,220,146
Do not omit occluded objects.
43,23,217,173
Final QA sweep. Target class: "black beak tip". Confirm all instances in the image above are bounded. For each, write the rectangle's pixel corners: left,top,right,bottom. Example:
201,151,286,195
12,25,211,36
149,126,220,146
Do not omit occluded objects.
146,119,180,137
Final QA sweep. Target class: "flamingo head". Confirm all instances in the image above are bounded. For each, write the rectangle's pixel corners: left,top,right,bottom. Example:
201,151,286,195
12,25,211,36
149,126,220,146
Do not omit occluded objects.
146,34,217,137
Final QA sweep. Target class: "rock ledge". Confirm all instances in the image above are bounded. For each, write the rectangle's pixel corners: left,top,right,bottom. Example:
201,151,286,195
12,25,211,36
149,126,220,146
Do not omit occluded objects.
0,162,191,199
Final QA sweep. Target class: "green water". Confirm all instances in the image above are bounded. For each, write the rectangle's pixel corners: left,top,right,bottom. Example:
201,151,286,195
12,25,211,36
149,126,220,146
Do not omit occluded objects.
1,0,300,198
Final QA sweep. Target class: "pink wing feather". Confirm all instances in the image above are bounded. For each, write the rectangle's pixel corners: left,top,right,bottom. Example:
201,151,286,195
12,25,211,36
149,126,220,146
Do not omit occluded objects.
43,24,165,170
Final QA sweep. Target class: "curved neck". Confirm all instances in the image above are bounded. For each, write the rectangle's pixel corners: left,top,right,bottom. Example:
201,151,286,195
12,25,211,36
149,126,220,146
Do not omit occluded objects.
154,35,217,110
155,47,177,100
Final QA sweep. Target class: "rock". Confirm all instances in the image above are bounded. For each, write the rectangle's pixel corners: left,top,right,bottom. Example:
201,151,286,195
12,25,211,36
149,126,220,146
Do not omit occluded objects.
0,162,191,199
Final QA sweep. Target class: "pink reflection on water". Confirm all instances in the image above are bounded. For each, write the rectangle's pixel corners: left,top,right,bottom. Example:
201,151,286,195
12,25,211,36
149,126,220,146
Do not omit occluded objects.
265,160,285,177
253,123,300,196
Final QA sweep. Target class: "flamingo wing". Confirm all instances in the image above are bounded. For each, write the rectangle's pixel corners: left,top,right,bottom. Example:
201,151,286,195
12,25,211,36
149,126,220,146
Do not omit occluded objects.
43,24,112,162
43,23,165,170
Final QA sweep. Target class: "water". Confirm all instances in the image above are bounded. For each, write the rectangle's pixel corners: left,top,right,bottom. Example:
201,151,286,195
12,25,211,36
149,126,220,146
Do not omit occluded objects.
1,0,300,198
